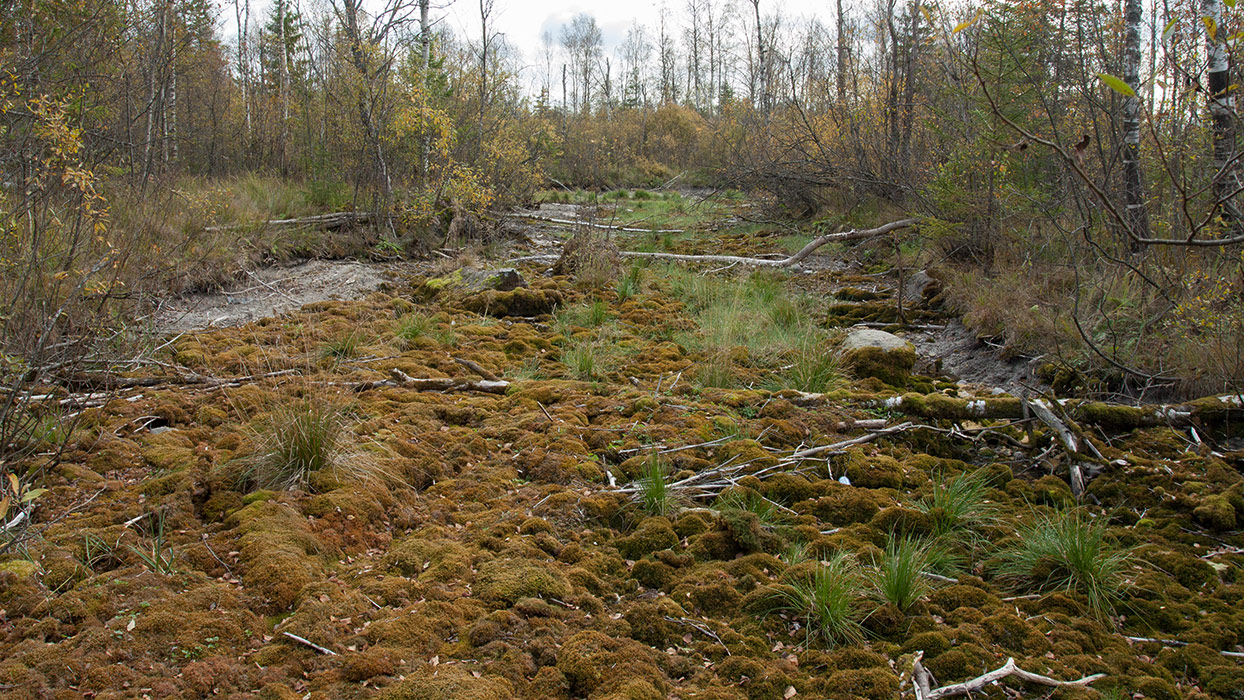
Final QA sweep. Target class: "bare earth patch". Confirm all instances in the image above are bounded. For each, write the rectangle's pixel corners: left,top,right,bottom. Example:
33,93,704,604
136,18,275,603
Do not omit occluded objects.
156,259,400,333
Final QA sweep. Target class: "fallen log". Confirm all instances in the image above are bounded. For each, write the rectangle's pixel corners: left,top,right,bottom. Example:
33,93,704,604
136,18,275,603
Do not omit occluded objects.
617,218,920,268
204,211,372,232
387,368,509,394
509,212,685,234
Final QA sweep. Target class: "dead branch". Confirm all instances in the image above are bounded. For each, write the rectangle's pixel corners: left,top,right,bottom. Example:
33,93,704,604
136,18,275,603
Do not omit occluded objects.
663,616,732,654
1024,398,1095,499
452,356,500,381
804,391,1244,429
911,653,1105,699
617,218,919,268
1124,636,1244,659
204,211,372,232
783,422,915,461
281,631,338,656
387,368,509,394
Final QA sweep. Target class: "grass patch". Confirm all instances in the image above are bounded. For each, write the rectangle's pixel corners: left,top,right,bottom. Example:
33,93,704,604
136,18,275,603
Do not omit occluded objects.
239,399,345,491
657,266,821,387
636,454,680,516
997,508,1134,618
870,536,939,612
759,552,868,646
914,468,997,539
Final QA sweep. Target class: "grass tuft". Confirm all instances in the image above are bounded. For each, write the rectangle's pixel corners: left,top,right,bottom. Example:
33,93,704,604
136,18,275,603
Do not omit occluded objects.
914,468,997,539
870,536,939,612
636,454,680,516
997,508,1134,618
616,263,644,303
780,340,847,393
561,340,599,380
322,331,362,360
714,488,790,530
760,552,867,646
395,313,431,344
243,400,344,491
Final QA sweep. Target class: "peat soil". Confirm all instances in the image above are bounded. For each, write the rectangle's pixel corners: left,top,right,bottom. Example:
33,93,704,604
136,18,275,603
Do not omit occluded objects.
2,199,1242,700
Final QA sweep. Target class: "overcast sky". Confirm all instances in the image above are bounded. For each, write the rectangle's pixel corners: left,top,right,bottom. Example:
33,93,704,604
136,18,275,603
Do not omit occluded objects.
228,0,843,88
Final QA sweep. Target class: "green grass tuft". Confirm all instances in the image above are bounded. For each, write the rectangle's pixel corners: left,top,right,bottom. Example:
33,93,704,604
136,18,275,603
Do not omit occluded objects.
322,331,362,360
760,552,868,646
997,508,1134,618
780,340,847,393
561,340,599,380
870,536,939,612
636,454,680,516
915,468,997,539
395,313,431,344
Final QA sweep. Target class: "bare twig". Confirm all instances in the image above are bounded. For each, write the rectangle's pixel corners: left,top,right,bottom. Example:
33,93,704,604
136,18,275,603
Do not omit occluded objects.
282,631,338,655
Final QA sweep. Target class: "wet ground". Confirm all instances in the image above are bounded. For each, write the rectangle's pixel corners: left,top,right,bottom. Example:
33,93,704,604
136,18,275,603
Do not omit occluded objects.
4,197,1241,700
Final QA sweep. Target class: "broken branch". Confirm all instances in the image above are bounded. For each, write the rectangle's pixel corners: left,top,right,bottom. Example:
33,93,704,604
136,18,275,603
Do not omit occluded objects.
912,654,1105,699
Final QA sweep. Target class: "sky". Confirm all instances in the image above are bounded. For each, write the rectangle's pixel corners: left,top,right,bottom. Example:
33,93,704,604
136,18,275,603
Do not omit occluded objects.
438,0,838,58
226,0,843,88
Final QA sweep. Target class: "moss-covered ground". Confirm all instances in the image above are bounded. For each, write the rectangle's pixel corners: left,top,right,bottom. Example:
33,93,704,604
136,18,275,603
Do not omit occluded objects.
3,203,1243,699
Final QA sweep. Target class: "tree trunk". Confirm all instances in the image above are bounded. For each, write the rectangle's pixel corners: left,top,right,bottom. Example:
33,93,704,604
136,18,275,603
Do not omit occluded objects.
836,0,847,103
419,0,431,178
1203,0,1242,225
1122,0,1150,249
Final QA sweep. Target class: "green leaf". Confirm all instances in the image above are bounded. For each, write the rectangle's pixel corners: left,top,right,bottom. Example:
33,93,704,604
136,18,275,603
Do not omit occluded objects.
954,9,983,33
20,488,46,503
1097,73,1137,98
1162,18,1179,42
1226,0,1235,9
